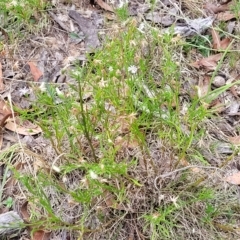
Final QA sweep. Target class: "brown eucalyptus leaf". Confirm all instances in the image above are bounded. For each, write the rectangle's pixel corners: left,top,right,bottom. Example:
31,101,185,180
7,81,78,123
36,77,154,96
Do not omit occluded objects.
5,120,42,136
96,0,114,12
228,136,240,145
204,3,229,13
32,230,51,240
220,37,231,50
27,62,43,82
217,11,236,21
211,29,221,50
224,172,240,185
190,53,222,71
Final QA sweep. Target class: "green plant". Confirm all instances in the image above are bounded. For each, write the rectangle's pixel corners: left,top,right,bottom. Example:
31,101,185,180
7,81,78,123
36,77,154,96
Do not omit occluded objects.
0,0,49,37
9,15,240,239
3,197,14,208
231,0,240,20
115,4,129,21
184,35,211,56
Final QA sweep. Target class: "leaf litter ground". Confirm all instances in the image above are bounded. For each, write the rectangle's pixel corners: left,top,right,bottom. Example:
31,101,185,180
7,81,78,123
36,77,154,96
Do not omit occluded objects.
1,0,240,239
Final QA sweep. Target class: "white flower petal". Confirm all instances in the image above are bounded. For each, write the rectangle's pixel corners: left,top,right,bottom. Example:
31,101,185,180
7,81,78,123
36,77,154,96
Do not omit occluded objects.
39,82,47,92
128,65,138,74
89,170,98,179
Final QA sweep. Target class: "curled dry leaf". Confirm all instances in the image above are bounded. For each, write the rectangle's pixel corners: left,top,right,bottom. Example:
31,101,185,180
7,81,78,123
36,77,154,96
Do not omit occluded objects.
224,172,240,185
5,119,42,136
96,0,114,12
0,100,16,131
20,201,30,222
211,28,221,50
0,99,11,116
27,62,43,81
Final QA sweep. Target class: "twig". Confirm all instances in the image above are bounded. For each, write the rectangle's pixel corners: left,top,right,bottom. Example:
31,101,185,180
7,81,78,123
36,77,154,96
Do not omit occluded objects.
154,165,224,190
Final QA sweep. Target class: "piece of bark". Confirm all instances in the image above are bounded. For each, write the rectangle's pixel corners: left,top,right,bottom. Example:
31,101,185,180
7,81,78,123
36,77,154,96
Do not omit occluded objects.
69,10,100,51
0,211,24,236
48,11,70,32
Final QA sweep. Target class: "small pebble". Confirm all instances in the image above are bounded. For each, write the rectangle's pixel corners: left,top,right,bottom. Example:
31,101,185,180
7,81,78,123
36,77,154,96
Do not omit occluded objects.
213,76,225,87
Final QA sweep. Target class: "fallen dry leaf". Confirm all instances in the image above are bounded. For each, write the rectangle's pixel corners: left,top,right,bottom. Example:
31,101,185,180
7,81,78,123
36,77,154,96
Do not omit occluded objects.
190,53,222,71
5,119,42,136
95,0,114,12
0,62,4,91
204,3,229,14
0,100,16,130
224,172,240,185
32,230,51,240
27,62,43,81
211,28,221,50
20,201,30,222
0,99,11,116
217,11,238,21
228,136,240,145
209,98,225,113
211,29,231,50
197,75,211,98
219,37,231,50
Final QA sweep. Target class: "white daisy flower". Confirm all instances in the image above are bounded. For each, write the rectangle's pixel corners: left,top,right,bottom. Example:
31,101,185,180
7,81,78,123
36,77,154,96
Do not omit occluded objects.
128,65,138,74
19,87,30,96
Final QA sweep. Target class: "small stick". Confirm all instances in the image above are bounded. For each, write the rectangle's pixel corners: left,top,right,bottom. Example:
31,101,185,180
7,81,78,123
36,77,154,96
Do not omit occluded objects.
154,165,224,190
